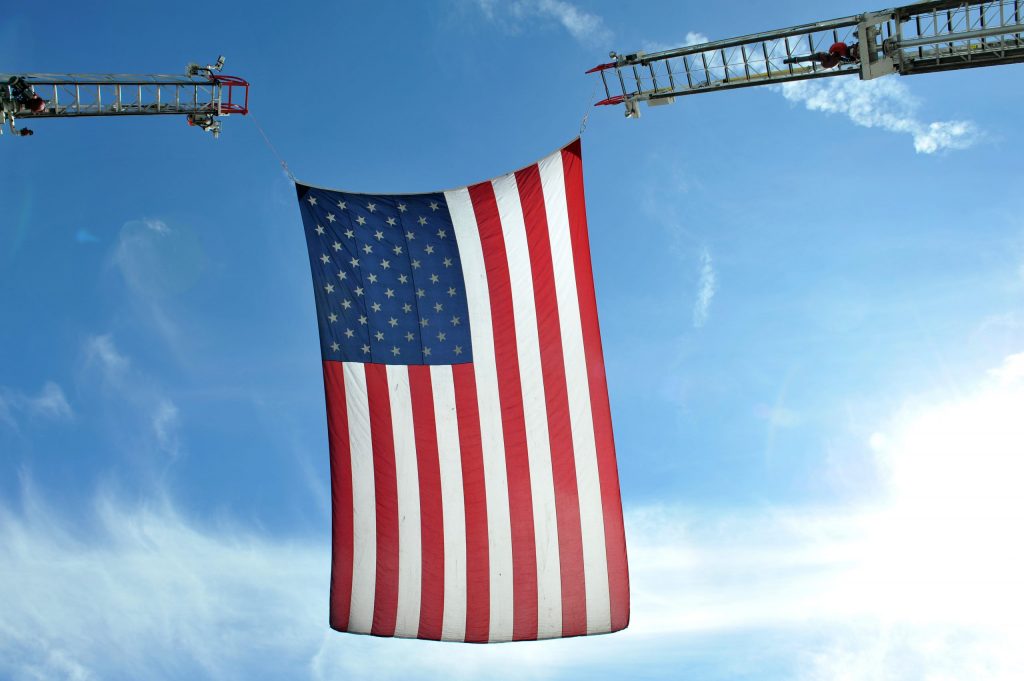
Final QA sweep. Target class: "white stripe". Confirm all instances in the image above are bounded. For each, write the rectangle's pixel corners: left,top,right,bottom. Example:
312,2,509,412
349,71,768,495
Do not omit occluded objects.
539,150,612,634
344,362,376,634
445,187,515,642
388,365,422,638
431,364,468,641
491,172,563,638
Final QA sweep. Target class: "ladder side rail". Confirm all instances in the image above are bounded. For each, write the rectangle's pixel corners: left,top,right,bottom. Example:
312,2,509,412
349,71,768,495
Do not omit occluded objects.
893,0,1024,74
597,18,862,115
5,75,238,120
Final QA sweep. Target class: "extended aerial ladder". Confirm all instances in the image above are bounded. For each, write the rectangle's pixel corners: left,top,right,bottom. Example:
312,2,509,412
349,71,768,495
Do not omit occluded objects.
0,56,248,138
589,0,1024,117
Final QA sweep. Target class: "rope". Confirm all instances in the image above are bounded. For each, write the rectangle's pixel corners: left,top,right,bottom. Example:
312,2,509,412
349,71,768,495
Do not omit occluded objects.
249,113,296,182
579,82,598,137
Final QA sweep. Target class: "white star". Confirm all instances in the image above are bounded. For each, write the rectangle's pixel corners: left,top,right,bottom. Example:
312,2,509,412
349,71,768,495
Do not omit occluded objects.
367,273,378,284
405,332,414,342
362,244,373,254
416,288,426,299
354,286,364,296
402,303,413,313
320,254,330,264
388,317,398,328
337,271,347,281
328,312,338,323
326,213,336,223
345,328,355,338
380,259,391,270
406,231,415,240
423,347,432,357
434,302,443,312
374,230,384,241
342,299,352,309
349,257,360,268
424,244,435,255
417,216,427,226
398,274,409,284
398,203,407,212
375,331,385,341
337,200,347,210
384,288,395,299
450,315,460,326
453,345,463,356
437,229,447,239
386,217,397,226
419,316,429,326
307,195,317,206
447,286,457,297
437,331,447,342
315,225,325,235
371,302,382,312
391,346,400,356
367,202,377,213
358,314,368,325
356,216,366,225
429,201,439,211
330,341,340,351
411,259,421,269
393,245,403,255
332,241,342,251
362,344,371,354
324,283,335,294
344,228,355,239
429,273,439,284
443,257,452,268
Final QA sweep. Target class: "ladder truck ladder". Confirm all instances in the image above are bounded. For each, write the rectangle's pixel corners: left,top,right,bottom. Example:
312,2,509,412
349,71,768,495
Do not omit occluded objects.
589,0,1024,117
0,56,248,138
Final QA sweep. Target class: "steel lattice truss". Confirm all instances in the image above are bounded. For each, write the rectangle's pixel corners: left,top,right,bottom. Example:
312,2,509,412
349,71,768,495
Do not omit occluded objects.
590,0,1024,117
1,58,248,138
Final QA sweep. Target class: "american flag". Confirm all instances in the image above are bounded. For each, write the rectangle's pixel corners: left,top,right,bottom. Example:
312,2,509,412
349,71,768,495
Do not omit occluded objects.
296,139,628,642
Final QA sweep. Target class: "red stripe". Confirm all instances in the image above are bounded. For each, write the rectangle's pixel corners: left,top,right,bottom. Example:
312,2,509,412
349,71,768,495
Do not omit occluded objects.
515,165,587,637
561,140,630,631
468,181,539,641
323,361,354,632
452,363,490,642
408,365,445,640
364,363,400,636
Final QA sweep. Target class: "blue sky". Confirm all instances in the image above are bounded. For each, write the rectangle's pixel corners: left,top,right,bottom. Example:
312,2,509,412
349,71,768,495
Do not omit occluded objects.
2,1,1024,679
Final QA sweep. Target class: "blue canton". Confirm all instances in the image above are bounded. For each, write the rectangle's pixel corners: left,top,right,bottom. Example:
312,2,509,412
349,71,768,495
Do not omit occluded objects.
297,185,472,365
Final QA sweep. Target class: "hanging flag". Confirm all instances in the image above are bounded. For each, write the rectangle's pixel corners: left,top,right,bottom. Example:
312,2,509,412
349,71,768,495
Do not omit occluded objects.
295,139,628,642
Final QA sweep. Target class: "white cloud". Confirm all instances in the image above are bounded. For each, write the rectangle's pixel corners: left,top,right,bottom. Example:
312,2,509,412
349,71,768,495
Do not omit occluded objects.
643,31,708,54
474,0,612,46
83,334,130,377
110,219,206,360
5,354,1023,679
692,246,716,328
0,381,74,428
152,399,181,459
988,351,1024,384
82,334,183,461
780,77,977,154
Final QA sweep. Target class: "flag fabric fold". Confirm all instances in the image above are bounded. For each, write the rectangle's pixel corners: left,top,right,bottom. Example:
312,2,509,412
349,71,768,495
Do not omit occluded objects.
295,139,628,642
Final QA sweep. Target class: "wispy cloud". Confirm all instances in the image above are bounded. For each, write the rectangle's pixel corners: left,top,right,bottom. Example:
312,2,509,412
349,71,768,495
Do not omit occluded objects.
110,218,206,361
780,77,976,154
0,381,74,429
692,246,716,328
642,31,708,54
639,28,979,153
472,0,612,46
5,354,1022,679
82,334,183,460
